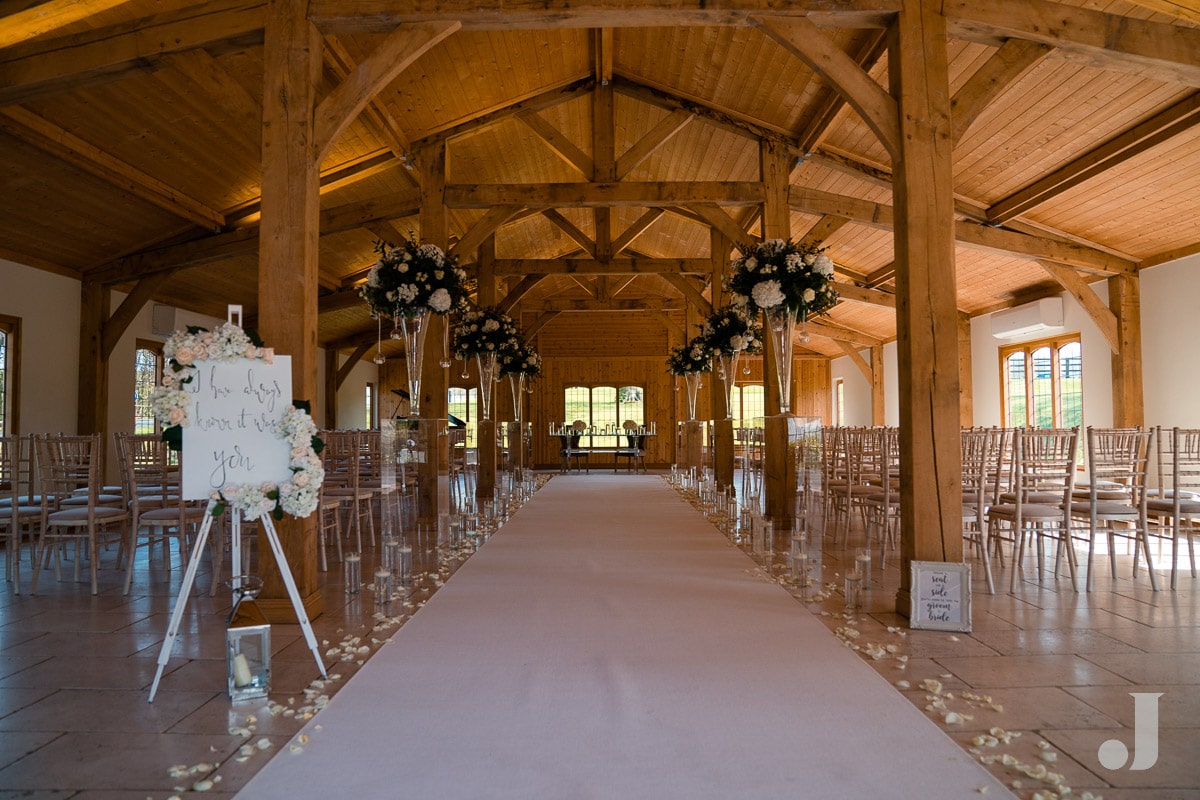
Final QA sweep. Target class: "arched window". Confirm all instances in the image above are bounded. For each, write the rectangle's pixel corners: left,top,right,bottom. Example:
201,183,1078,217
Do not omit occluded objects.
134,341,163,434
729,384,765,429
1000,334,1083,428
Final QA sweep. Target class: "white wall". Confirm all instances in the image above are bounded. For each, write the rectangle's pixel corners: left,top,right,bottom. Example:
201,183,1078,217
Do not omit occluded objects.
828,340,899,426
1140,252,1200,426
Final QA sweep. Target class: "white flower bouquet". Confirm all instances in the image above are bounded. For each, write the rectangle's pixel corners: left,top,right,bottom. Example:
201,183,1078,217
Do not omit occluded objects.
359,237,471,319
702,306,763,355
725,238,838,317
666,335,715,375
452,307,520,360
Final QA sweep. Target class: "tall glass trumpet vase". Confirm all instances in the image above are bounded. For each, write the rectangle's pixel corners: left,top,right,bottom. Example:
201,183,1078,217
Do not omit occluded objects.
714,351,741,420
508,372,526,423
400,308,432,417
765,306,796,413
476,351,500,420
684,372,703,421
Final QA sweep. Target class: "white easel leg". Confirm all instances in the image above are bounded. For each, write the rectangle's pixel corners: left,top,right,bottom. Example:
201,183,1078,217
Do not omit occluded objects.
260,515,329,680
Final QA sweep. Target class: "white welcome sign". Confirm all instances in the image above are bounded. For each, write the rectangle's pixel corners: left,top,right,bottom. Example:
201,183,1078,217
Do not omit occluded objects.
181,356,295,501
910,560,972,632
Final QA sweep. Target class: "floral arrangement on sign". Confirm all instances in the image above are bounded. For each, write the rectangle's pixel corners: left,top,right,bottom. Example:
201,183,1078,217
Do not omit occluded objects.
666,335,715,375
452,307,521,360
149,323,325,521
359,237,471,319
724,239,838,317
498,338,542,377
702,305,763,355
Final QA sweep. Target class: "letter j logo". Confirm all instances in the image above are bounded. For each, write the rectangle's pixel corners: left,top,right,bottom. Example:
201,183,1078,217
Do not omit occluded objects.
1097,692,1163,771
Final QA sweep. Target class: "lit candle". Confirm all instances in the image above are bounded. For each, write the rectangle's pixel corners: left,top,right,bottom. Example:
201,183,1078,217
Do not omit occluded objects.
232,653,253,687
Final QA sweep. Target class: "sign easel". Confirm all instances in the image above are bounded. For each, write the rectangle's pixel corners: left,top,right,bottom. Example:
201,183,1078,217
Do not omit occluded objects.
148,306,327,701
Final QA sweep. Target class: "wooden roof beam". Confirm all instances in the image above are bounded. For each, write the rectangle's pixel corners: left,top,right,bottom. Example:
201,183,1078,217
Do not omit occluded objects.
1038,260,1119,353
409,78,594,149
445,181,764,209
804,319,881,348
451,205,523,259
0,0,140,50
611,208,666,255
830,281,896,308
660,272,712,316
988,90,1200,223
518,110,595,178
944,0,1200,86
542,209,597,257
493,258,710,276
951,39,1053,144
498,274,547,314
797,30,888,153
611,75,796,146
687,203,756,253
322,37,415,161
526,297,685,312
0,0,265,105
615,109,694,180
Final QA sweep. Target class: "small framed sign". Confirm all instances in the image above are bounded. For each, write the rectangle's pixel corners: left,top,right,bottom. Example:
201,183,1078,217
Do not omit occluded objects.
910,561,972,632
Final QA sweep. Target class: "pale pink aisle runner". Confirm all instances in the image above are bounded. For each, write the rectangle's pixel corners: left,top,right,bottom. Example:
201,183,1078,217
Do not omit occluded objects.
237,474,1011,799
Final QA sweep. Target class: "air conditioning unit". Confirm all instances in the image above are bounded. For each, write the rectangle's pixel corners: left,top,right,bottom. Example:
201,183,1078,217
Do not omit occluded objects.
151,304,176,336
990,297,1064,340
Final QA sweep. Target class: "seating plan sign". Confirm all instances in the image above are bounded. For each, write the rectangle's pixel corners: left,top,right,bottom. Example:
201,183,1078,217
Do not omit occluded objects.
909,561,972,632
181,355,295,501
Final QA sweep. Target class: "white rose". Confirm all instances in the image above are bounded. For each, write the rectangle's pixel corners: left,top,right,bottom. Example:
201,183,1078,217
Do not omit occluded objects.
803,288,816,303
428,288,452,312
745,257,758,271
815,253,834,276
751,280,785,309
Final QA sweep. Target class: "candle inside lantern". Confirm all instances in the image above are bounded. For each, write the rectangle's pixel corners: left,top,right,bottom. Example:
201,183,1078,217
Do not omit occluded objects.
232,652,253,687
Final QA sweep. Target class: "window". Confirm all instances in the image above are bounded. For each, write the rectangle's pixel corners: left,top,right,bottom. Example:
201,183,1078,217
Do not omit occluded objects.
1000,334,1083,429
0,315,17,435
134,340,163,435
834,378,845,426
563,385,645,446
365,382,376,429
729,384,765,429
448,387,479,448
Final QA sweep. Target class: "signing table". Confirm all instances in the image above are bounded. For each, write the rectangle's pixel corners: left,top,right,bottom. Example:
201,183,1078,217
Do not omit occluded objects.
237,475,1010,799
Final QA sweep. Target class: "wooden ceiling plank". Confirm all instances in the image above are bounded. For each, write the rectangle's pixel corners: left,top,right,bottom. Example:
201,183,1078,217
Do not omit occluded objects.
655,310,685,338
609,275,638,296
944,0,1200,86
315,21,459,160
988,90,1200,223
797,29,888,153
318,286,367,314
0,106,226,229
526,310,561,336
612,75,795,145
753,14,901,158
660,272,712,315
615,108,693,180
1038,260,1119,353
611,208,666,254
799,215,849,247
542,209,597,257
323,36,414,157
517,110,595,177
951,39,1053,144
0,0,266,105
1123,0,1200,25
446,181,765,208
493,258,710,275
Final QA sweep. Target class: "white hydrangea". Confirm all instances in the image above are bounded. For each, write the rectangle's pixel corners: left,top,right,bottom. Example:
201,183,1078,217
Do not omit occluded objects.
751,280,785,309
428,288,452,312
814,253,835,276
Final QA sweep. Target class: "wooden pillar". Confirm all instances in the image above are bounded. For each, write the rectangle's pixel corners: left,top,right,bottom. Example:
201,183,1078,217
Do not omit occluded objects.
477,236,498,499
760,138,796,528
710,229,736,489
256,0,323,622
958,312,973,427
324,348,338,429
77,280,109,437
889,0,963,618
1109,273,1144,427
416,140,450,524
870,344,886,426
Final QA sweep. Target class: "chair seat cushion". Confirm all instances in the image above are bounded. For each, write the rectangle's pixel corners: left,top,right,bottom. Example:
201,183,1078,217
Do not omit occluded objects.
1069,500,1139,517
987,502,1065,520
1147,498,1200,515
47,507,129,524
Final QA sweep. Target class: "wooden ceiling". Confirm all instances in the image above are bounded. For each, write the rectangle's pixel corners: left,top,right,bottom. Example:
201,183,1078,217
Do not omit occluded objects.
2,0,1199,360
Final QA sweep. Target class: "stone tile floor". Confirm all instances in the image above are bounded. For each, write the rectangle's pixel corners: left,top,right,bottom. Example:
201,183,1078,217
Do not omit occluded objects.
0,479,1196,799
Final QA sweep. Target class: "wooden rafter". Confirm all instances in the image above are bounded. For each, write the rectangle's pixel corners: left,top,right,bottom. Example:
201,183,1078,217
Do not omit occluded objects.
800,216,849,247
944,0,1200,86
685,203,756,252
0,107,226,229
655,311,685,338
611,208,665,254
951,39,1052,144
335,342,374,386
615,108,693,179
451,205,522,258
988,90,1200,223
836,341,873,383
0,0,265,105
498,274,547,313
518,110,595,177
804,319,881,348
528,297,684,311
611,75,795,145
410,78,593,149
101,270,175,358
322,37,413,159
830,281,896,308
492,258,709,276
660,272,712,315
542,210,597,257
526,310,561,336
318,287,366,314
797,29,887,153
445,182,764,208
0,0,140,50
1038,261,1120,353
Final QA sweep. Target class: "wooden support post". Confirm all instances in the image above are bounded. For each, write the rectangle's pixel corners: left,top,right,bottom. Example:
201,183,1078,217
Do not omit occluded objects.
416,140,450,524
889,0,963,618
760,138,796,529
710,228,736,489
77,280,109,438
958,312,973,426
681,420,704,473
870,344,885,426
1109,273,1144,427
475,236,499,500
255,0,323,623
324,348,338,429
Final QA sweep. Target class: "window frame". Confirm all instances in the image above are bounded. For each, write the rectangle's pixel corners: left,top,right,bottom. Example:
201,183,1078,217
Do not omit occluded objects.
729,383,765,430
133,339,164,435
998,332,1083,429
563,384,646,447
0,314,19,436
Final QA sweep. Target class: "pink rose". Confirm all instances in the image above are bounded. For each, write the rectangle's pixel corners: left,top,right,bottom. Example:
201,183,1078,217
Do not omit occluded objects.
261,348,274,364
167,407,186,426
174,346,195,365
244,344,258,358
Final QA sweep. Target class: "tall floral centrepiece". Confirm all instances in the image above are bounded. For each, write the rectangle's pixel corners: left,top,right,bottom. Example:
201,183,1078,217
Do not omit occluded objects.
359,237,470,417
702,306,762,420
453,307,520,420
666,335,714,421
499,339,542,423
725,239,837,412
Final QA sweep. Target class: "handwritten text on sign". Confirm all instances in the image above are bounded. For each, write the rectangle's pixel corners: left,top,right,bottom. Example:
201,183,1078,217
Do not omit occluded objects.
181,356,294,501
910,561,972,632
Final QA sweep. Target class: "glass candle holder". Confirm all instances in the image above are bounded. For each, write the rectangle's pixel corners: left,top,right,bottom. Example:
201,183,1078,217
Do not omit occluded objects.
844,570,863,614
793,552,810,586
344,553,361,595
396,544,413,587
855,547,872,578
374,569,393,604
